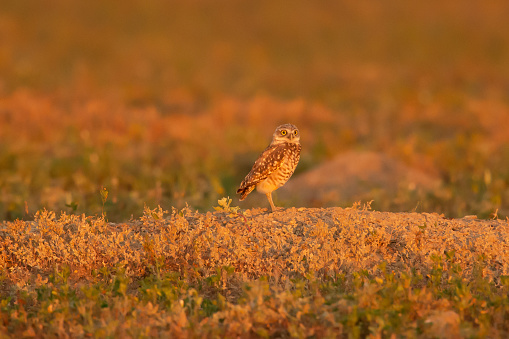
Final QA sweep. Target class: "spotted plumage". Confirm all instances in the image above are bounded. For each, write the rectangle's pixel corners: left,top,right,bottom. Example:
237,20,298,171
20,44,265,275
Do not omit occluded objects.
237,123,301,212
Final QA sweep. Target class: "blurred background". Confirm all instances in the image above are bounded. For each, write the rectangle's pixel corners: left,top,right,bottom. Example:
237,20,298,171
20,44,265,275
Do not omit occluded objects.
1,0,509,221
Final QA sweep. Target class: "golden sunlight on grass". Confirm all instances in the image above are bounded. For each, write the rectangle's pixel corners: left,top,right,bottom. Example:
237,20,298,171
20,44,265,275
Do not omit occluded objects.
1,205,508,337
2,0,509,336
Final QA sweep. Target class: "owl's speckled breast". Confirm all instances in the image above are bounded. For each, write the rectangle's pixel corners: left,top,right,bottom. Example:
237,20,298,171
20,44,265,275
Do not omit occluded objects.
256,143,301,194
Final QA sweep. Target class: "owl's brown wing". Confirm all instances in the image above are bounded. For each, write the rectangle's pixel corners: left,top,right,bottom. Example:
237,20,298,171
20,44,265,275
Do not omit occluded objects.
237,143,288,200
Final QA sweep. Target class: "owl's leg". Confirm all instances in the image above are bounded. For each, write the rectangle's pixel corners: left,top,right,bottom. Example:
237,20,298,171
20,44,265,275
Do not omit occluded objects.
266,192,276,212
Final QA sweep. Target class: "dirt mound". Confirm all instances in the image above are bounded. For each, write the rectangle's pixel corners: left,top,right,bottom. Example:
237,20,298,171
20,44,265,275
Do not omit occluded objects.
278,151,441,207
2,206,508,337
2,206,507,282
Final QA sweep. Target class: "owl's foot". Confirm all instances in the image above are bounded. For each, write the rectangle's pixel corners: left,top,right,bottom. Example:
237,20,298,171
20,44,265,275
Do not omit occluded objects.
263,206,283,214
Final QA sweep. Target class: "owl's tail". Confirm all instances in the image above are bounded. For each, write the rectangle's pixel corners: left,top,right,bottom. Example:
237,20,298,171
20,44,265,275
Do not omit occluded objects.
236,184,255,201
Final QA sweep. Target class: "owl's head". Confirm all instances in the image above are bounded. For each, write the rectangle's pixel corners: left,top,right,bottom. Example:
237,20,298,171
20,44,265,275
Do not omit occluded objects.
271,123,300,145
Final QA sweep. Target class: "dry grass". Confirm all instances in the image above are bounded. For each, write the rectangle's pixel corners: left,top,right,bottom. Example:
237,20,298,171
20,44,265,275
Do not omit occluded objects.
1,205,509,337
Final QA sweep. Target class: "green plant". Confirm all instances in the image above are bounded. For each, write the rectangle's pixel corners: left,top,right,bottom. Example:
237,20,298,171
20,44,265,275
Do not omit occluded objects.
213,197,240,214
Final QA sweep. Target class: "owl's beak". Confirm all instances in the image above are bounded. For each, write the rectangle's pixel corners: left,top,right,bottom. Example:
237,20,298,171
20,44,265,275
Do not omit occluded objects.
289,134,294,140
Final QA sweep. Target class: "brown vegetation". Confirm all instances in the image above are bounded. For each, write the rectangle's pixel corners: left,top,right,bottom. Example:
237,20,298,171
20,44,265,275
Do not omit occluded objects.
4,205,509,285
1,205,509,337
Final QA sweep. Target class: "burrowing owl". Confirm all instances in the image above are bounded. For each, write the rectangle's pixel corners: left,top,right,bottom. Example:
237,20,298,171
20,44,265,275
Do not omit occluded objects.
237,123,301,212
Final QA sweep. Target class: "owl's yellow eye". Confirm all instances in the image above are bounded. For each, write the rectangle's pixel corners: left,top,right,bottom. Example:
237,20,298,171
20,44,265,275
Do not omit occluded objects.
294,130,298,135
281,130,287,136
